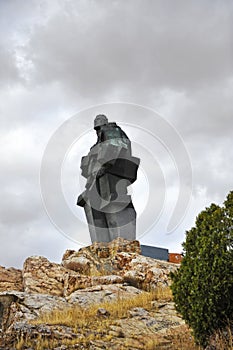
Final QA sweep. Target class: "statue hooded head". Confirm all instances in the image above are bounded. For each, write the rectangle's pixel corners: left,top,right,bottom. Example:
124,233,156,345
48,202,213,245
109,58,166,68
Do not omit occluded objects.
94,114,108,130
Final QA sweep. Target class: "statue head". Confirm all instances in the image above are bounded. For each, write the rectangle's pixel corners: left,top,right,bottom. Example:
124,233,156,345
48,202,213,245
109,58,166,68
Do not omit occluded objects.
94,114,108,130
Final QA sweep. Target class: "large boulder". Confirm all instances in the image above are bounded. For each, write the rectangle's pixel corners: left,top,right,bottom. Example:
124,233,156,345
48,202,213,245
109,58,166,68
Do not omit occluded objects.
0,291,70,348
0,266,23,292
63,273,124,297
114,252,178,290
62,237,141,275
23,256,67,296
23,256,94,297
0,291,69,333
66,283,142,306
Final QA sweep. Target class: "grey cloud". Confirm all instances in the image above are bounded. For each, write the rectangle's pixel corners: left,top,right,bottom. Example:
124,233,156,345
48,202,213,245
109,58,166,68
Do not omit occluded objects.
20,0,233,98
0,45,20,86
160,76,233,200
0,188,41,226
0,83,75,132
192,137,233,198
0,0,41,86
0,150,42,229
175,79,233,137
0,220,80,268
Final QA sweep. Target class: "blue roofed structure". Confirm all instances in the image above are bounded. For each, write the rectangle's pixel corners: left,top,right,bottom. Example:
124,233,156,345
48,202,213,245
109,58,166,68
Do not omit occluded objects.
140,244,169,261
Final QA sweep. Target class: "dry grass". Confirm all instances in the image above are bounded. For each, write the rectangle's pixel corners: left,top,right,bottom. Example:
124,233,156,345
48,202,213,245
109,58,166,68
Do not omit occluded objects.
14,286,199,350
163,324,201,350
32,287,169,327
209,325,233,350
152,284,173,301
15,333,199,350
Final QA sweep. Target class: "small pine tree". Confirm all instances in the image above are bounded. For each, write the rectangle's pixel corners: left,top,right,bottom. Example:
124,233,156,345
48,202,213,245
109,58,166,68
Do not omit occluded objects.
171,191,233,347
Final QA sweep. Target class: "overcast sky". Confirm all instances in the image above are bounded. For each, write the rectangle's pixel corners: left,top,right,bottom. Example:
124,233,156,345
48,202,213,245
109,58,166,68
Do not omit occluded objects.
0,0,233,268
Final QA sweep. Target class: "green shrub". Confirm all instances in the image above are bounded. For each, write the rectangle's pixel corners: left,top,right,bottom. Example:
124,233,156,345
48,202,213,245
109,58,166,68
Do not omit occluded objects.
171,191,233,347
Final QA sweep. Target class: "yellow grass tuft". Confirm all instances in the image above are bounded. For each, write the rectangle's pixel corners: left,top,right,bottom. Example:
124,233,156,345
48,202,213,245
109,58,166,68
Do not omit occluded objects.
211,325,233,350
15,286,200,349
152,285,173,301
32,288,163,327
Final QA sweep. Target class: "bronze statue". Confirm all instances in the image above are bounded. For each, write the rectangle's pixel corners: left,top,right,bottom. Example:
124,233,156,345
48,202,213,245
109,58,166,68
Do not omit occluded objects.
77,114,140,243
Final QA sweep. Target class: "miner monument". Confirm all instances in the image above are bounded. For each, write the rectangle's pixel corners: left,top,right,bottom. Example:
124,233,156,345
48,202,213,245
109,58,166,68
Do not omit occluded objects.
77,114,140,243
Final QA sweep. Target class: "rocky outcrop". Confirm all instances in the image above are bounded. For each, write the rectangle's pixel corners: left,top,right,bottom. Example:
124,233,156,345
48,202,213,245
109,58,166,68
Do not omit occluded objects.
3,323,79,350
23,256,67,296
22,256,126,297
116,253,177,290
1,238,178,300
62,237,141,275
23,256,95,297
62,237,178,290
0,266,23,292
0,238,185,349
0,291,69,330
66,283,142,306
0,291,71,348
0,284,143,334
0,289,186,350
0,239,177,299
